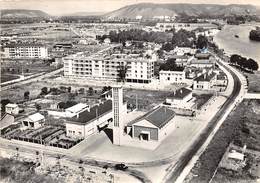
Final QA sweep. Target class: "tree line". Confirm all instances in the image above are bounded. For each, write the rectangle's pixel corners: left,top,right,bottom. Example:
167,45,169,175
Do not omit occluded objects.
97,29,173,44
159,58,184,72
249,27,260,41
230,54,259,71
98,28,209,52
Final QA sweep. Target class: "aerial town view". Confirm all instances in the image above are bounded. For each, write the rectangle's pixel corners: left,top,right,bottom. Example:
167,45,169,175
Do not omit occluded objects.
1,0,260,183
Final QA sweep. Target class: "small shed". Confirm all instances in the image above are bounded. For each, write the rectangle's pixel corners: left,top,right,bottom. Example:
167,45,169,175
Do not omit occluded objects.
5,103,19,115
23,113,45,129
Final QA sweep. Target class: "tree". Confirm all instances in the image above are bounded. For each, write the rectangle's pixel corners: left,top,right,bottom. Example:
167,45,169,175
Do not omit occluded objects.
1,99,11,112
117,64,128,82
58,102,66,109
40,87,48,95
172,29,195,47
36,151,40,162
88,87,94,96
50,87,59,95
247,58,259,71
249,28,260,41
78,88,85,94
67,86,72,93
16,147,19,159
159,58,184,71
24,91,30,100
161,42,174,52
196,35,208,49
102,86,109,93
35,103,41,111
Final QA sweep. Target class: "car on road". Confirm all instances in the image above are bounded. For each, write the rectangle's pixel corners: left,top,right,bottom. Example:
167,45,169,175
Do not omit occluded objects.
115,163,128,170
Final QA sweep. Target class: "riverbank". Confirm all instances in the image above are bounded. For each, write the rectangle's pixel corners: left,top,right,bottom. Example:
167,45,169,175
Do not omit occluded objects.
214,23,260,66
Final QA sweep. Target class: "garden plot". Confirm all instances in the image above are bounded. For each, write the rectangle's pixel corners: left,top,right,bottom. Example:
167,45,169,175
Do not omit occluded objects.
2,125,82,149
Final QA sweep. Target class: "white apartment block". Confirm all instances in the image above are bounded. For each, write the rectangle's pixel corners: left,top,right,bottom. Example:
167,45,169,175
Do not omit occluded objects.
159,70,186,84
4,43,48,59
63,46,156,83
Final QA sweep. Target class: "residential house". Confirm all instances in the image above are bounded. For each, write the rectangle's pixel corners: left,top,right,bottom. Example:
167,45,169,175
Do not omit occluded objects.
5,103,19,115
23,113,45,129
193,72,216,90
165,88,192,106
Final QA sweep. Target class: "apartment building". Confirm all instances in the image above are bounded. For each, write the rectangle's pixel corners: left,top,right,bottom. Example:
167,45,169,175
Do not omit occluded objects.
3,43,48,59
63,46,156,83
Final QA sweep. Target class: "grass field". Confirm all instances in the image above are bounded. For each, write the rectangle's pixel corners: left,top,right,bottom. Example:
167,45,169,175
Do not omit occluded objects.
1,74,20,83
244,71,260,93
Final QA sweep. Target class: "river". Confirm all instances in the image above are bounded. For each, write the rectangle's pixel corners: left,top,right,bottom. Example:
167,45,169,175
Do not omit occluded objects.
213,23,260,65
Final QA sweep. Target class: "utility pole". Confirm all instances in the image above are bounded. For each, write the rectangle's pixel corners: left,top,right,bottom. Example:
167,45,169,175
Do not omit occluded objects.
135,94,138,110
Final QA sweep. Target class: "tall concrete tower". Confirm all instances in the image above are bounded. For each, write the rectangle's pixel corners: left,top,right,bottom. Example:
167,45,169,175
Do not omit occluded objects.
112,85,123,145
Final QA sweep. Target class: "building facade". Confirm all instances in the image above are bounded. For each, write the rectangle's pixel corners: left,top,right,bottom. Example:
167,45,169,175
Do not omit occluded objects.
5,103,19,115
159,70,186,84
22,113,45,129
63,46,155,83
193,72,217,90
65,100,115,138
189,53,216,68
166,88,193,106
127,106,176,142
4,43,48,59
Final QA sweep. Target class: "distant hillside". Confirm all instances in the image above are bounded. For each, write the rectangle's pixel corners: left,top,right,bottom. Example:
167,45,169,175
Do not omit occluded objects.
104,3,260,19
64,12,105,16
0,9,50,18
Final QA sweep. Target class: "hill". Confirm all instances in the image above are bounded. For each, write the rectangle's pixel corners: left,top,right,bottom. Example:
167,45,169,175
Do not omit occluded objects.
104,3,260,19
63,12,105,16
0,9,50,18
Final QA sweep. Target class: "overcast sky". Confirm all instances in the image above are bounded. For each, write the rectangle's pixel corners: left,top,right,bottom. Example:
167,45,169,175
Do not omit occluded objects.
1,0,260,15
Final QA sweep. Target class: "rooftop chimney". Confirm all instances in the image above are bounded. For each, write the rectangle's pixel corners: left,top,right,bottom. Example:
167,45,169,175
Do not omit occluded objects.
204,74,206,80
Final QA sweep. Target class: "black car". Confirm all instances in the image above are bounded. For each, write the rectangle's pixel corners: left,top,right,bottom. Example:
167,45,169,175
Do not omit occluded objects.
115,163,128,170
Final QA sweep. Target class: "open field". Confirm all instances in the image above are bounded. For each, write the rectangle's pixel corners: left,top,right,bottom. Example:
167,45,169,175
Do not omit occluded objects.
1,60,60,74
184,99,260,183
124,89,173,111
1,23,78,41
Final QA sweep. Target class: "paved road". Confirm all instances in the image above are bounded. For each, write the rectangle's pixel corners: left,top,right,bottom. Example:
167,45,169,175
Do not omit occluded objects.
164,60,243,183
0,138,150,183
1,68,63,91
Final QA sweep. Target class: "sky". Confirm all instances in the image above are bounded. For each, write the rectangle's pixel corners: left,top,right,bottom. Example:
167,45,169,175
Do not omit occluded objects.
1,0,260,15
